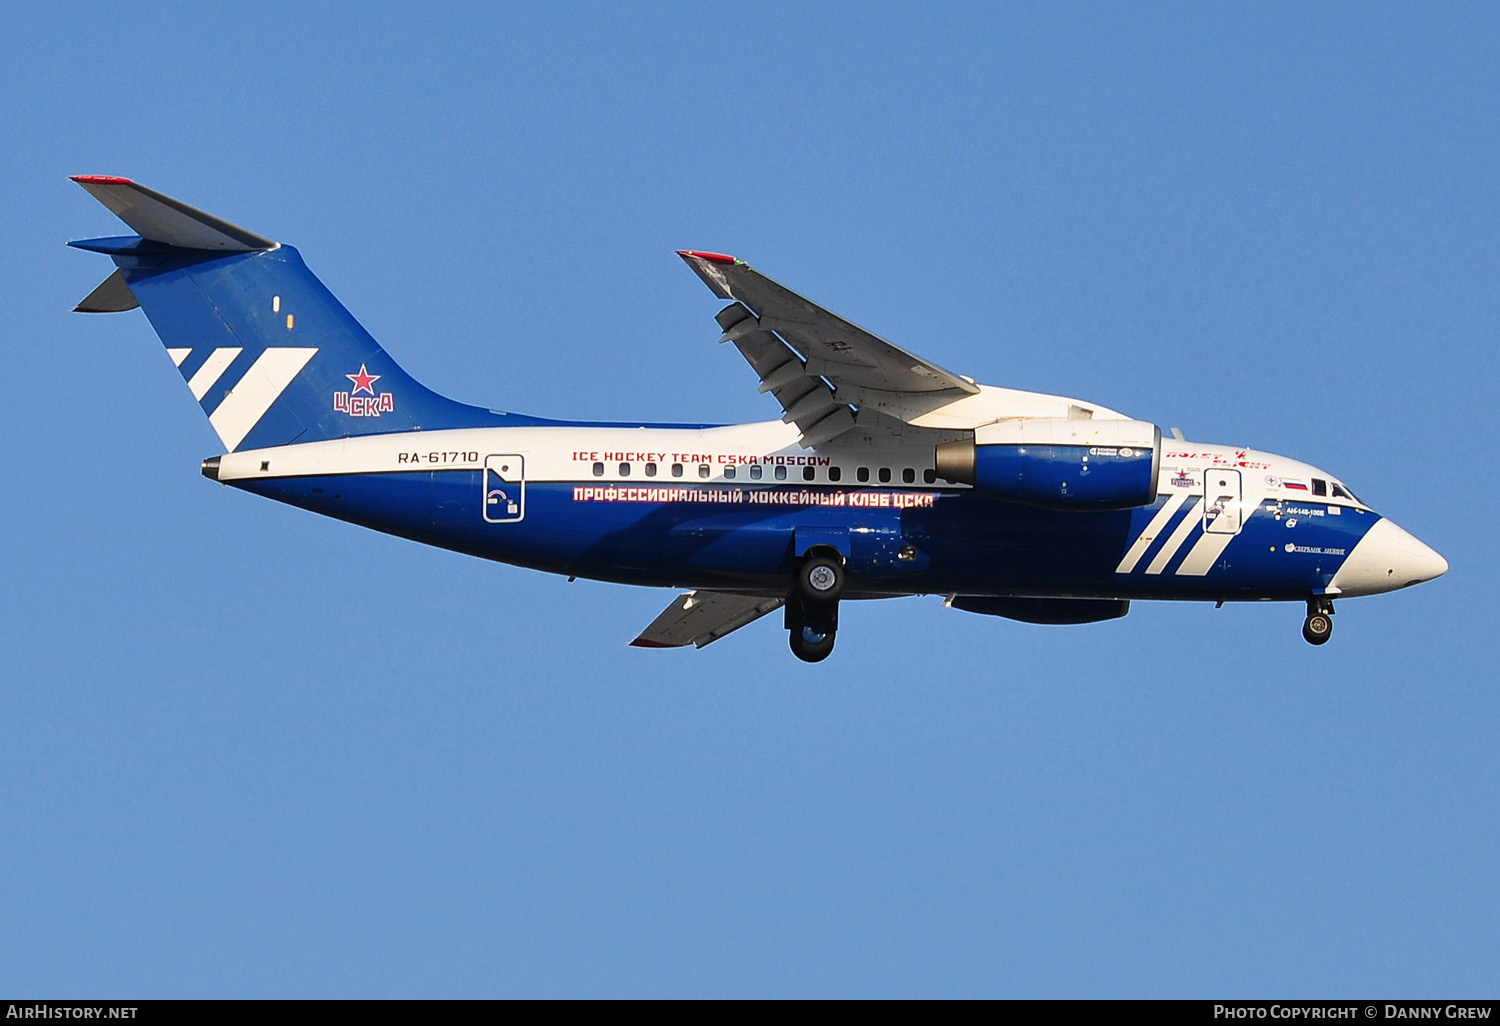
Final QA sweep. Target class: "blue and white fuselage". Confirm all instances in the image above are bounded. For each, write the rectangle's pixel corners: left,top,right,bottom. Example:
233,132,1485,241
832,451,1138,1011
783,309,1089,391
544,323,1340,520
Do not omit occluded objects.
70,177,1446,660
211,424,1438,603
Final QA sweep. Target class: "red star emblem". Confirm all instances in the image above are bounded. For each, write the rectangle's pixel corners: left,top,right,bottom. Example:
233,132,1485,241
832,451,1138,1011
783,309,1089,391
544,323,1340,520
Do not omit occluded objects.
346,364,381,396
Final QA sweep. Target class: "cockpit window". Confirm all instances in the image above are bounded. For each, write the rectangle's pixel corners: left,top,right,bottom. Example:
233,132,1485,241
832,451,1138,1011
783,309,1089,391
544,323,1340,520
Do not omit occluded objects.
1311,479,1328,497
1332,486,1368,510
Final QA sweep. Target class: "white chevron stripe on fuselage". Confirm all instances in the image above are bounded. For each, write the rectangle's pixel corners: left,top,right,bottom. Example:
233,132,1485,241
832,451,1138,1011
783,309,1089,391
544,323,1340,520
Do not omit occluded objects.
1174,527,1237,577
1145,497,1205,575
1115,491,1190,574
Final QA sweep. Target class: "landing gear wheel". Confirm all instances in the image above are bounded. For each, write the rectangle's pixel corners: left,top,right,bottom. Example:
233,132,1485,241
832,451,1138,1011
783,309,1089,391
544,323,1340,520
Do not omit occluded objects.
1302,598,1334,645
1302,613,1333,645
786,598,839,663
797,553,845,604
789,619,836,662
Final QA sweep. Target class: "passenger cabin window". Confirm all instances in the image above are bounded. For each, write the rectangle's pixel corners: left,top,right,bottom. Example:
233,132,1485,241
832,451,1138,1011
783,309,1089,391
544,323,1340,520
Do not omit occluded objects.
619,462,631,477
803,466,816,481
775,466,788,480
592,462,604,477
725,466,736,480
645,462,657,477
902,468,915,484
857,467,870,483
698,464,710,478
923,469,936,484
1312,479,1328,497
879,468,892,484
671,463,683,478
750,465,763,480
829,467,842,482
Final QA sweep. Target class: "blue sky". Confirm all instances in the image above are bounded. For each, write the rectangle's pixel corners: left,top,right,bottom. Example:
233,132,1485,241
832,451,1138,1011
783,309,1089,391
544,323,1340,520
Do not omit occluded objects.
3,3,1496,997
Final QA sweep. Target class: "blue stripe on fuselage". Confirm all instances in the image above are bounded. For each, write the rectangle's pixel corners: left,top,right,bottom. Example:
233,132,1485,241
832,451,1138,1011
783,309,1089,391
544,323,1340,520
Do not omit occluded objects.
228,472,1380,600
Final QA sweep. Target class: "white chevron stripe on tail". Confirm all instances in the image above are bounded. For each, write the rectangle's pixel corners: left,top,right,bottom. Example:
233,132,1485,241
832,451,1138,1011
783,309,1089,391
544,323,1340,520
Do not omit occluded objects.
1115,491,1191,574
1145,497,1205,575
186,347,242,401
207,347,318,451
166,348,191,367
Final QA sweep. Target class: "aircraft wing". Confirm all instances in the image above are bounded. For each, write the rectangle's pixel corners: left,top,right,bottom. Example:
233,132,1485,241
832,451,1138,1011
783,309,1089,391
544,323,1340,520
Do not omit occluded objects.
678,250,979,446
630,590,784,649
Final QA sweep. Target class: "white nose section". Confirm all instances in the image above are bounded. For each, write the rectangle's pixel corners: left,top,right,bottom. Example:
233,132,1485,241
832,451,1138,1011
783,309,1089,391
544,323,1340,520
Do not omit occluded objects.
1329,518,1449,597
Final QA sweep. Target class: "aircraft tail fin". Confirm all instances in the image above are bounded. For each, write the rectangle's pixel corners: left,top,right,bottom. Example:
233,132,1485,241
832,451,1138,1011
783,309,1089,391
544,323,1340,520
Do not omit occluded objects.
69,175,491,452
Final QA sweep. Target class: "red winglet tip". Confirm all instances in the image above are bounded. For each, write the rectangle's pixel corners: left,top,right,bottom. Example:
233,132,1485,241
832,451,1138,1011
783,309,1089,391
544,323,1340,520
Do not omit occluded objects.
680,250,736,265
71,175,135,185
629,638,674,649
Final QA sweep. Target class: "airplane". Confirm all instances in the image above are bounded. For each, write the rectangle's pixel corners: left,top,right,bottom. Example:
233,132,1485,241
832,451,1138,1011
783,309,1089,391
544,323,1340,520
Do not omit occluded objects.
68,175,1448,662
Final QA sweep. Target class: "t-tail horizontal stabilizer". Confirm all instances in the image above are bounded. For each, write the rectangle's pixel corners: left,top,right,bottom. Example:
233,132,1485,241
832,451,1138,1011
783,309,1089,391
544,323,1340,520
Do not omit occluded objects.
69,174,274,315
69,175,276,251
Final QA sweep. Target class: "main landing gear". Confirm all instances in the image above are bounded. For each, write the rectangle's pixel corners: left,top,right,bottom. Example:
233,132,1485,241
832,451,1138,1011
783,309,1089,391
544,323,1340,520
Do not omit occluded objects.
1302,597,1334,646
787,550,845,663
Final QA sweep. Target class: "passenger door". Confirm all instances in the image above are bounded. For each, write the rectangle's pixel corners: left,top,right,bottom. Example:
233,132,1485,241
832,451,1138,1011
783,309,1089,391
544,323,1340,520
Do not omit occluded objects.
1203,469,1242,535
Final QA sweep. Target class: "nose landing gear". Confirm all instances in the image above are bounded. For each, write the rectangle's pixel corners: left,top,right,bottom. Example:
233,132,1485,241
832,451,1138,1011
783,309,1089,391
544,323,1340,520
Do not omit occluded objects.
1302,597,1334,645
788,550,845,662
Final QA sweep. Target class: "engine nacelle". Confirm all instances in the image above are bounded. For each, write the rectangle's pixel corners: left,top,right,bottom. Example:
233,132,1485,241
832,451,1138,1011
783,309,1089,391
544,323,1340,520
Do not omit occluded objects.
934,418,1160,510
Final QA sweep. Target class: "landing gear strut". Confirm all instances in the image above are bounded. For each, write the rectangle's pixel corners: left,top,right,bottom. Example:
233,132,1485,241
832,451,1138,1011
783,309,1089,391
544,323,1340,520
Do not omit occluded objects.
1302,597,1334,646
788,550,845,662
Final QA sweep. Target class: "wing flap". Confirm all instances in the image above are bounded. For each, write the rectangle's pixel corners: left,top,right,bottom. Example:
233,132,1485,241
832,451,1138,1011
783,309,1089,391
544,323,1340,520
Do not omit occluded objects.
630,591,784,649
715,301,853,445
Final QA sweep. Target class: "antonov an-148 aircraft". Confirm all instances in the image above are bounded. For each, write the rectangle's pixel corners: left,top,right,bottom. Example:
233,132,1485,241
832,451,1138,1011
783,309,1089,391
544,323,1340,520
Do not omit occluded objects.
70,176,1447,662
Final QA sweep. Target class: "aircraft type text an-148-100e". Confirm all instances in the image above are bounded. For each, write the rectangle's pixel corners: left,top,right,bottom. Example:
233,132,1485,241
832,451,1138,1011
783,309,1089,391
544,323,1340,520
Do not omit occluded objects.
69,176,1446,661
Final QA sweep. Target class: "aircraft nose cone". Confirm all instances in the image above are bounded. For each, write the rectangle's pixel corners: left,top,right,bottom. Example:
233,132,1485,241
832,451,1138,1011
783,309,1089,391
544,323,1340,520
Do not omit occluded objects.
1329,518,1448,597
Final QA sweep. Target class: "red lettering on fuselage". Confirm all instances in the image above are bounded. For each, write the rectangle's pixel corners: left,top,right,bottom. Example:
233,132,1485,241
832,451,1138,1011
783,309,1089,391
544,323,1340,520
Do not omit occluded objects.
333,392,395,417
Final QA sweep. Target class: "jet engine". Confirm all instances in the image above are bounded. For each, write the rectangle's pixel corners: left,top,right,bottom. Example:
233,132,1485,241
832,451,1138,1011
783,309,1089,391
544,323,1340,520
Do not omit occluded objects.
934,418,1160,510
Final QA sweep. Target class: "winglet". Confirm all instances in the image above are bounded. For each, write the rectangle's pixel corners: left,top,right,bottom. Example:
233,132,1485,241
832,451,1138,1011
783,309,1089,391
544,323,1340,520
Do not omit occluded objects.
71,175,277,252
677,250,742,300
677,250,737,265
